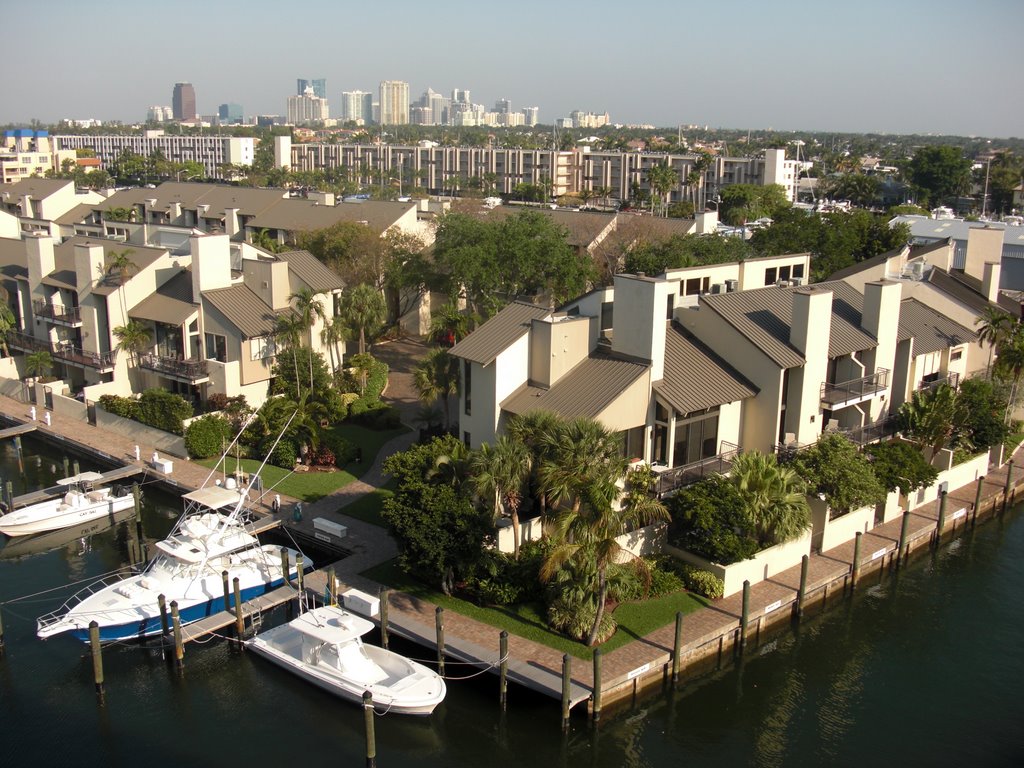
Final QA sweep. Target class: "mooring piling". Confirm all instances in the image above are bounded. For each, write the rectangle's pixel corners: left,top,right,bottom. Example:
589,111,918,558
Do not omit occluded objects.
671,611,684,684
973,475,985,527
157,594,170,660
591,648,603,723
797,554,809,621
222,570,230,612
89,621,104,700
739,580,750,656
170,601,184,673
233,577,244,647
499,630,508,710
851,531,863,588
560,653,571,732
898,509,911,565
379,588,389,649
435,606,445,676
363,690,377,768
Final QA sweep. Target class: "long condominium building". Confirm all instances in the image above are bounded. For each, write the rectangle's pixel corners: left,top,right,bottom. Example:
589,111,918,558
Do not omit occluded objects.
55,133,255,179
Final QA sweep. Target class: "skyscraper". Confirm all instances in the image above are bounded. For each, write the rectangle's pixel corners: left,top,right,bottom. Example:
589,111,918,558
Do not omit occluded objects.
297,78,327,99
287,86,329,125
340,91,374,124
379,80,410,125
218,103,243,124
172,82,196,121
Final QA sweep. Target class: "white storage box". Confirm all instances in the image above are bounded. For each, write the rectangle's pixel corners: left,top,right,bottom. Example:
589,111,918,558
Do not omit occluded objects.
312,517,347,540
151,457,173,474
342,588,380,618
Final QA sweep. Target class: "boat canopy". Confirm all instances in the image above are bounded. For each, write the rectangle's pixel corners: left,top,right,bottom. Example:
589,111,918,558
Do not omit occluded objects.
182,486,245,511
56,471,104,486
291,606,374,644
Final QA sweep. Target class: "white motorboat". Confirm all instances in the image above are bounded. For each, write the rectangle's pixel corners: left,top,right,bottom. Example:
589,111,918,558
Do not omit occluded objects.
36,486,308,643
247,605,446,716
0,472,134,538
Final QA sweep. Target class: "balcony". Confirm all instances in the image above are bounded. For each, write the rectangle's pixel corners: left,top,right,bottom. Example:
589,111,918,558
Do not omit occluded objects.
919,371,959,393
8,330,116,372
649,442,740,498
820,368,889,409
33,300,82,327
139,354,209,383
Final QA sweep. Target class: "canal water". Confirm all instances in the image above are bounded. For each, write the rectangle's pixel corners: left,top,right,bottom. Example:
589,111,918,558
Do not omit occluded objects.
1,435,1022,767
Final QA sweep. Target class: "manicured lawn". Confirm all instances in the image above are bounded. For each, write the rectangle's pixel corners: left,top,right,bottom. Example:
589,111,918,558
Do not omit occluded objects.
362,559,710,660
338,485,393,527
199,423,407,503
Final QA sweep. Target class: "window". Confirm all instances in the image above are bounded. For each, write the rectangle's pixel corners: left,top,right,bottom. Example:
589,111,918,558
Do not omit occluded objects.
792,263,805,279
779,265,791,281
463,360,472,416
600,301,613,333
204,333,227,363
666,294,675,319
765,267,778,285
250,336,276,361
950,348,963,361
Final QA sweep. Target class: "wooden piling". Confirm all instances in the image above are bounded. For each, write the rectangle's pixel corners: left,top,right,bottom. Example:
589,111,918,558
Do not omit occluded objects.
325,567,336,606
972,475,985,527
233,577,245,647
435,606,445,676
363,690,377,768
4,480,12,511
499,630,508,710
739,580,750,657
592,648,602,723
935,489,948,544
72,459,79,477
296,554,304,594
222,570,231,612
0,605,6,658
671,611,684,684
797,554,809,621
379,588,389,650
280,548,289,586
898,509,911,565
561,653,571,731
170,601,184,673
851,531,863,588
1003,460,1014,513
14,436,23,473
158,594,170,660
62,456,69,478
89,621,104,700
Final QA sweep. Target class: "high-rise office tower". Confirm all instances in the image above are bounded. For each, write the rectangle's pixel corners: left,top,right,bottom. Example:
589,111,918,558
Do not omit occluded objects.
495,98,512,114
172,82,197,121
522,106,540,126
451,88,471,105
340,91,374,124
287,86,329,124
379,80,410,125
218,103,243,124
297,78,327,99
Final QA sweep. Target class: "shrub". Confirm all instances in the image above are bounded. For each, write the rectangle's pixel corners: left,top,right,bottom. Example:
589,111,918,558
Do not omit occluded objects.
184,415,232,459
310,447,336,467
320,431,357,465
269,439,297,469
205,392,229,412
348,402,402,430
678,565,724,599
98,394,138,419
547,594,615,644
865,441,938,495
666,476,759,564
135,389,194,435
790,433,885,515
609,558,684,601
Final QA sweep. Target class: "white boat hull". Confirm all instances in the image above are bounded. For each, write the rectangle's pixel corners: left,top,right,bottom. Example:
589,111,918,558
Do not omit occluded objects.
0,492,135,537
247,607,446,716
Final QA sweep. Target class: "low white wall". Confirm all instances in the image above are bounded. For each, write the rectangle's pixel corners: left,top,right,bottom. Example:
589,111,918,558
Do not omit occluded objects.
495,516,545,554
880,490,903,524
94,407,187,458
910,451,988,510
0,357,20,379
667,529,812,598
0,375,26,400
83,380,123,401
821,503,876,552
51,392,88,423
614,522,667,562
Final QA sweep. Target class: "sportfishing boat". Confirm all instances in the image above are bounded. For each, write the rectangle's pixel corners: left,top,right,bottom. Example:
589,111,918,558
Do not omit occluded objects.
247,605,446,716
0,472,134,538
0,508,134,560
36,483,309,643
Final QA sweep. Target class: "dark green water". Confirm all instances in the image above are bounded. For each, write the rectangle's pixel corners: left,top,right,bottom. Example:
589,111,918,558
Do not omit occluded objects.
1,435,1023,767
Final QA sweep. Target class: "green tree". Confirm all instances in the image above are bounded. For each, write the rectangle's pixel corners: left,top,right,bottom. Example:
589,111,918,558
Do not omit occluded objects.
104,249,138,285
24,350,53,380
994,324,1024,423
895,384,968,458
730,450,811,545
250,228,284,254
505,410,562,532
719,184,790,226
666,475,759,564
319,314,348,375
412,347,460,429
0,302,15,357
903,145,972,207
985,152,1023,215
646,161,678,216
112,320,152,367
289,287,326,393
538,416,627,521
789,434,884,517
272,314,303,398
865,441,938,496
976,306,1013,373
470,436,532,559
339,283,386,357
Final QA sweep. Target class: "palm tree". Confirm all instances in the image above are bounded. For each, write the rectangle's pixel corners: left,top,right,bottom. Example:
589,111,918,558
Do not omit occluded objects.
413,347,460,429
895,383,966,458
428,298,471,346
104,248,138,286
996,324,1024,423
540,464,668,646
112,320,152,367
0,301,15,358
251,228,282,254
273,314,303,398
506,410,562,533
728,451,810,548
976,306,1012,374
538,416,628,521
289,287,326,393
340,283,386,357
646,162,678,217
470,436,532,559
319,315,348,375
24,350,53,381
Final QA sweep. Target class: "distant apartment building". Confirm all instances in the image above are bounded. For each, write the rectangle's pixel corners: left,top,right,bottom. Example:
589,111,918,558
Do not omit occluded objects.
172,83,197,121
296,78,326,99
1,130,77,185
217,103,243,124
522,107,540,126
570,111,610,129
287,87,329,125
340,91,374,124
147,106,173,123
55,133,255,179
379,80,410,125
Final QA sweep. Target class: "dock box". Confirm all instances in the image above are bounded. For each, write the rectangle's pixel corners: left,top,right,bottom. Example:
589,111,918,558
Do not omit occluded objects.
342,588,380,618
151,457,173,474
312,517,347,541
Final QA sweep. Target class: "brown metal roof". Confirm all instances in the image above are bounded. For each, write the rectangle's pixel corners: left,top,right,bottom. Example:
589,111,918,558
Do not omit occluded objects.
129,271,196,326
202,284,276,338
278,250,344,292
450,301,551,366
53,202,97,226
654,325,758,413
0,237,27,282
700,280,878,368
898,298,977,356
927,267,1018,315
246,199,415,234
51,237,169,295
502,352,648,420
0,178,73,200
482,207,617,250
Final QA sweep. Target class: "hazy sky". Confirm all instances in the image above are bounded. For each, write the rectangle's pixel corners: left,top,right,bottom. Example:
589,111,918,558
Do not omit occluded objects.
4,0,1021,137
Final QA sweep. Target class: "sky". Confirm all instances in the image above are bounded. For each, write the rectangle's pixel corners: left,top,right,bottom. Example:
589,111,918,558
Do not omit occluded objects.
3,0,1021,138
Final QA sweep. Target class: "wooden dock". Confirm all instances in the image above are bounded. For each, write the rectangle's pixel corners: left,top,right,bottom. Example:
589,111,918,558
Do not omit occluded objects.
244,514,282,536
0,423,36,440
11,465,146,508
180,584,298,643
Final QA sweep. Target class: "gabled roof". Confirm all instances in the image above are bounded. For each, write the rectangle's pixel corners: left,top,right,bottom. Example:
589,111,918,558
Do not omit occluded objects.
0,237,27,282
0,178,72,201
896,298,977,356
246,199,415,234
482,207,617,249
502,352,648,420
203,284,276,338
53,202,98,227
450,301,551,366
826,245,906,281
654,324,758,413
129,271,196,326
927,267,1018,315
96,183,286,218
53,237,169,295
699,280,878,368
277,250,344,292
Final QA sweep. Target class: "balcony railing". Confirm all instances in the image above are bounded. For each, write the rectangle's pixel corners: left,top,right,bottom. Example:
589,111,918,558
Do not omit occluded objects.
8,330,116,371
776,418,897,460
919,372,960,393
820,368,890,407
649,442,741,498
139,354,209,382
32,300,82,326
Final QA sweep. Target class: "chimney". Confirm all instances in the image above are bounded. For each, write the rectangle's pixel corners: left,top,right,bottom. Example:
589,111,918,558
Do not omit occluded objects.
74,242,106,292
963,226,1003,280
224,207,240,237
789,287,832,446
168,201,182,221
790,287,832,358
982,261,1002,303
25,232,55,292
611,272,670,381
191,234,232,299
19,195,33,218
861,280,901,387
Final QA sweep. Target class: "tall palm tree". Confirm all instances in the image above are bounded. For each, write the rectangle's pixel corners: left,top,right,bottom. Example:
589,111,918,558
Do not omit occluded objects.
728,451,810,548
24,350,53,381
506,410,562,533
538,416,628,520
112,320,152,367
319,315,348,375
289,287,326,393
646,162,678,217
413,347,460,429
470,436,532,559
976,306,1012,374
996,324,1024,423
340,283,386,356
273,314,303,398
104,249,138,286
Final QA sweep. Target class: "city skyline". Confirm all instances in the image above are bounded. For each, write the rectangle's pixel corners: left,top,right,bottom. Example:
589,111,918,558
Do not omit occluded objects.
4,0,1021,138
